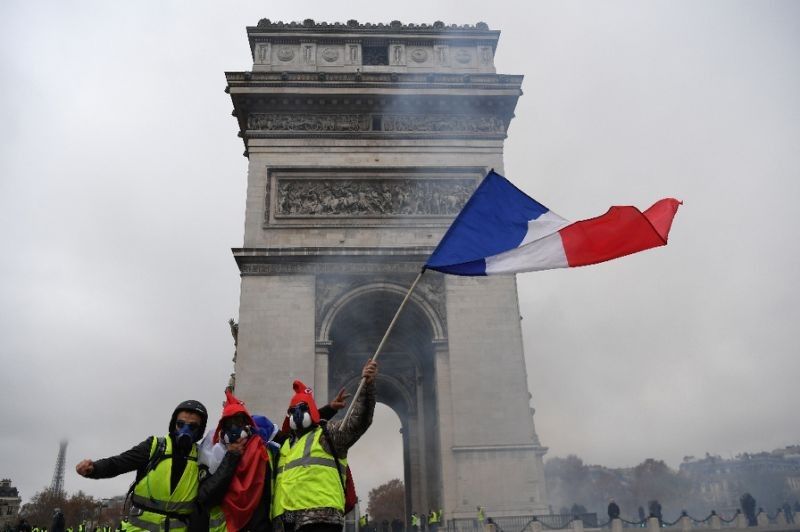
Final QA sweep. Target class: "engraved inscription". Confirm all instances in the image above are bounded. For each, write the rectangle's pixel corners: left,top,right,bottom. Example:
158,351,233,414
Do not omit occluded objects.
382,114,505,133
276,178,475,216
248,114,372,131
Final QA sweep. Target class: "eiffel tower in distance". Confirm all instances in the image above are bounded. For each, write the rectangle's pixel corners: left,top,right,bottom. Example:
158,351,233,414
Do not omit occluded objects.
50,439,67,497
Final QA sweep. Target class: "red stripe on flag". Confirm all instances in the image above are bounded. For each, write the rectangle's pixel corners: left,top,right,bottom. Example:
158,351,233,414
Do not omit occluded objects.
559,198,681,268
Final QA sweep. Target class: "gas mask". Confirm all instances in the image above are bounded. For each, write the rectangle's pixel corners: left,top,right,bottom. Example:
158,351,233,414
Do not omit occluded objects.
288,403,312,431
173,420,200,453
223,424,251,445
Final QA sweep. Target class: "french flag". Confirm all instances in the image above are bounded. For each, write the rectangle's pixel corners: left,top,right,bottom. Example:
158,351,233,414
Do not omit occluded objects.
425,170,681,275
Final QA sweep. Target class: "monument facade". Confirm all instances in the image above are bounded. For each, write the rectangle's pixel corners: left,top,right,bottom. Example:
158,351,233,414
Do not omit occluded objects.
226,19,548,520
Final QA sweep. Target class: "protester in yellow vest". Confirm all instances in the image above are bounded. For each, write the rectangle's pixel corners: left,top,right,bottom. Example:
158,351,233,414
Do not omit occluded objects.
410,512,420,531
428,509,442,532
76,400,208,532
195,388,350,532
272,359,378,532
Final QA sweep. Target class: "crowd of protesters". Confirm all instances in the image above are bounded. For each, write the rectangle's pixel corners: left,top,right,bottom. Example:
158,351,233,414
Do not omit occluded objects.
72,360,378,532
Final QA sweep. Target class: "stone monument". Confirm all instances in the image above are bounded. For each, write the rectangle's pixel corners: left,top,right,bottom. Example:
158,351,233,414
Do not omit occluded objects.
226,18,548,520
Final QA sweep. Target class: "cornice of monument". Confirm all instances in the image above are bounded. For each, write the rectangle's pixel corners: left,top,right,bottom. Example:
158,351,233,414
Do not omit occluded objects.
248,18,497,35
232,246,433,275
225,71,522,90
233,245,435,258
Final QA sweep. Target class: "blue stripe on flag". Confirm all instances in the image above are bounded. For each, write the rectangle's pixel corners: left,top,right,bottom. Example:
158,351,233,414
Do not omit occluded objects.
431,258,488,276
426,170,550,271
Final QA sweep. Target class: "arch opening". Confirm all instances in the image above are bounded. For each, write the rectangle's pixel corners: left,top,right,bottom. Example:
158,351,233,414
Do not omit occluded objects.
326,288,443,522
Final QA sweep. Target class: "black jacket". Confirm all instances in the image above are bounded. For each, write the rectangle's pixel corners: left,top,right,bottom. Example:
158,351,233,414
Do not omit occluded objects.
90,435,190,493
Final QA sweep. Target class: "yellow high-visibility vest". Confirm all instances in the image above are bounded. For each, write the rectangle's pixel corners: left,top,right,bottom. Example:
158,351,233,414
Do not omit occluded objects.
272,426,347,519
122,436,198,532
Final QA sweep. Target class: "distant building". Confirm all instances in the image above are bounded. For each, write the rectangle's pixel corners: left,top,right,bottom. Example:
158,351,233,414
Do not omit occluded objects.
0,479,22,528
680,446,800,510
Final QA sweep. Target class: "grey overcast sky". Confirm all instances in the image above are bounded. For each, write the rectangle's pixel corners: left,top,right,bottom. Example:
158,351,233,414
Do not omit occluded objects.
1,0,799,508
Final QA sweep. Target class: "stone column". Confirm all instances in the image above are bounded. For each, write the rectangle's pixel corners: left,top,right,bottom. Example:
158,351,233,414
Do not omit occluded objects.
571,518,584,532
709,513,721,530
432,338,452,512
611,518,623,532
314,340,331,402
757,511,768,527
679,515,692,532
647,517,660,532
734,512,748,529
777,510,788,526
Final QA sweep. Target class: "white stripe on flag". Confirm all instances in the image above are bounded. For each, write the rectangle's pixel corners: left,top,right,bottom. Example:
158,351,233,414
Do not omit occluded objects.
485,232,569,274
520,210,571,246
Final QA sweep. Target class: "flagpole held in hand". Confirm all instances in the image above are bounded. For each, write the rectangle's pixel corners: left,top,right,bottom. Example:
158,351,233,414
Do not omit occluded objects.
340,266,427,425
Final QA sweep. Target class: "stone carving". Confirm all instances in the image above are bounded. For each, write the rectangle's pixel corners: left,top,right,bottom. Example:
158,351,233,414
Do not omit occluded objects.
321,47,339,62
410,48,428,63
255,43,270,64
315,276,362,331
248,113,372,132
276,178,475,217
434,46,448,65
228,318,239,362
479,46,493,65
315,273,447,339
392,45,403,64
454,48,472,64
348,44,358,62
417,273,446,332
277,46,295,61
382,114,505,133
303,45,314,63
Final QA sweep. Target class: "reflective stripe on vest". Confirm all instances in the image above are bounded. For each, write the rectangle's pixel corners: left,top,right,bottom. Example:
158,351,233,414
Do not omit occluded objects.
127,436,198,532
271,426,347,519
208,506,226,532
122,515,188,532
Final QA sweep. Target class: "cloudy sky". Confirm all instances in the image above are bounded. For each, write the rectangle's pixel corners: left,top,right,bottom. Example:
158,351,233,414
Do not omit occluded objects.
1,0,799,509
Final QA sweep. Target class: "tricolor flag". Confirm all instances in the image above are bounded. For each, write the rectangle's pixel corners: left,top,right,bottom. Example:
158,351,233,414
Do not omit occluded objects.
425,170,681,275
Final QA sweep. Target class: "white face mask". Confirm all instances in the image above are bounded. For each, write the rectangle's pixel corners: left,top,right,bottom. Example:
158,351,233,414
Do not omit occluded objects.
288,410,312,431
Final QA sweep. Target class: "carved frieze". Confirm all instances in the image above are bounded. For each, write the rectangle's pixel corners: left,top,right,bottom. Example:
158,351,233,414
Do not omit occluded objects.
276,178,475,217
248,113,372,132
382,114,505,133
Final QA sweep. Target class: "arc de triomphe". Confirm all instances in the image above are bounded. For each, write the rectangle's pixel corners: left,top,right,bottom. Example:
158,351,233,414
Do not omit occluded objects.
226,18,548,520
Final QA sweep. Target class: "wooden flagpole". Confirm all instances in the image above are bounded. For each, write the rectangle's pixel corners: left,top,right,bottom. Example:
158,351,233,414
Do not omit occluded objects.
340,267,427,425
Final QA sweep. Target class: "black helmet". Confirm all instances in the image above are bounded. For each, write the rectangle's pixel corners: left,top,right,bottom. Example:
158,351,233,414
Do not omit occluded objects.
169,399,208,441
